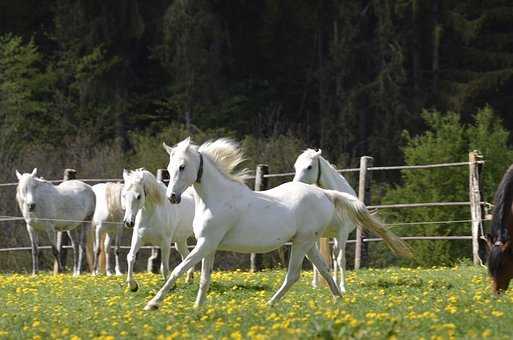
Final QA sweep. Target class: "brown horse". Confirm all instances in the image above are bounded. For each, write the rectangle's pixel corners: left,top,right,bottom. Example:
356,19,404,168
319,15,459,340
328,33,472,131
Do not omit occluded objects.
486,164,513,293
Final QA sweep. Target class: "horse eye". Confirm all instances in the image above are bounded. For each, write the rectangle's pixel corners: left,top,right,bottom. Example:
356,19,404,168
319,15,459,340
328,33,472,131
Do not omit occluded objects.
136,194,141,200
179,164,185,171
307,165,312,170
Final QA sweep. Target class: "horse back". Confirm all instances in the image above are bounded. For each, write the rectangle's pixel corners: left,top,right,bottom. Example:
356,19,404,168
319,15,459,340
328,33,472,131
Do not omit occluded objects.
55,180,96,218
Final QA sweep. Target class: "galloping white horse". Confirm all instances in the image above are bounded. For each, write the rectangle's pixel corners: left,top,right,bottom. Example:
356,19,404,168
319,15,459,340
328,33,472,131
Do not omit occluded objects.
91,182,124,276
16,168,96,275
293,149,357,292
144,138,411,310
122,169,195,291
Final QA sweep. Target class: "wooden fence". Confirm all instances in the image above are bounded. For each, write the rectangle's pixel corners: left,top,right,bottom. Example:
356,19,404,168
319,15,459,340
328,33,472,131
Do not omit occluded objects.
0,151,489,272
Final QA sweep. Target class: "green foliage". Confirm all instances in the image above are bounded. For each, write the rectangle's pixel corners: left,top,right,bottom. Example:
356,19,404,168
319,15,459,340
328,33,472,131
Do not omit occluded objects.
382,107,513,265
0,34,57,160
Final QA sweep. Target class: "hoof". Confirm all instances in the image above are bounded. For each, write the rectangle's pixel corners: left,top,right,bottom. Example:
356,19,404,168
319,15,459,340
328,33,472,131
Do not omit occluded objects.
106,271,113,277
144,302,159,311
115,271,123,276
129,281,139,292
72,272,80,278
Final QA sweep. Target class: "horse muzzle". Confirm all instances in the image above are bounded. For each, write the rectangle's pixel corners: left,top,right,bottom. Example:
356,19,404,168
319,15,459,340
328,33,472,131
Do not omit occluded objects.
168,193,181,204
124,219,135,229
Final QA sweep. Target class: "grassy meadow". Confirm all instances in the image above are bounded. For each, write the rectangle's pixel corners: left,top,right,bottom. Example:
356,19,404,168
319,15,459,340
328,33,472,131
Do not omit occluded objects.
0,266,511,339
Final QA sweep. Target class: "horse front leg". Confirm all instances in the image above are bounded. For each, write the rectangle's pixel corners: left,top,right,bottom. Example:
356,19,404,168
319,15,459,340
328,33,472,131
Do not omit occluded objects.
104,231,115,276
144,237,219,310
127,230,143,292
160,241,171,280
194,253,215,308
67,228,81,276
26,225,39,276
46,227,64,274
175,239,194,283
311,240,320,288
114,226,123,276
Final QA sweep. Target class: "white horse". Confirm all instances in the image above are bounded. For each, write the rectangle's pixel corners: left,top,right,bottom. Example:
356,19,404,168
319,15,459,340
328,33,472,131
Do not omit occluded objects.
293,149,357,292
122,169,195,291
91,182,125,276
144,138,412,310
16,168,96,276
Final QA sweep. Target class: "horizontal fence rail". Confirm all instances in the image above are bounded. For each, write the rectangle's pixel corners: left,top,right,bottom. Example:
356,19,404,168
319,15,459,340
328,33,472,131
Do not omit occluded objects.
0,161,485,185
0,155,489,270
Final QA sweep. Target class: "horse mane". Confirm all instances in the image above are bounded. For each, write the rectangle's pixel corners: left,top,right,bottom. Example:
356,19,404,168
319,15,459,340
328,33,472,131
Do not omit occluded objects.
105,182,124,216
128,169,166,205
197,138,249,184
489,164,513,276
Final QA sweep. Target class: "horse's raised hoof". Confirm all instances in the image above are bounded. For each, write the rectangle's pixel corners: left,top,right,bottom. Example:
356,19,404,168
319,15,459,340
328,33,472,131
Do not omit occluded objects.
144,301,159,311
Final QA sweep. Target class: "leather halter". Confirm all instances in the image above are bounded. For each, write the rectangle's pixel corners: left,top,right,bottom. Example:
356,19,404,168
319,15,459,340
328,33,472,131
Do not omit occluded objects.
316,157,322,185
196,152,204,183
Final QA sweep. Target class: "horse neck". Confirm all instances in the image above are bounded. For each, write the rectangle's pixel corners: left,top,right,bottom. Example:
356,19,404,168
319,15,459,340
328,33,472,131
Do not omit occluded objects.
318,157,356,195
193,157,246,206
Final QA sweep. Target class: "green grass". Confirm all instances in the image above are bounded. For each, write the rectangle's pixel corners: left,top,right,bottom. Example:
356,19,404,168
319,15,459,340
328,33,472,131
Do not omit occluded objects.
0,265,511,339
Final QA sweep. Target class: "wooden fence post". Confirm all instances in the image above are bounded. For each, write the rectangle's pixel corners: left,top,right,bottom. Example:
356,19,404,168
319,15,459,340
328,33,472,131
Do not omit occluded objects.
469,151,484,265
54,169,77,274
355,156,373,270
251,164,268,272
147,169,167,273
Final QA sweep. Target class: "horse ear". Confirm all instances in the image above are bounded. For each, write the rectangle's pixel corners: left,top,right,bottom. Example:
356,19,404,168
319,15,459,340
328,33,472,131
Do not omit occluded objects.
315,149,322,157
31,168,38,176
15,170,22,180
162,142,174,155
177,137,191,150
123,169,129,182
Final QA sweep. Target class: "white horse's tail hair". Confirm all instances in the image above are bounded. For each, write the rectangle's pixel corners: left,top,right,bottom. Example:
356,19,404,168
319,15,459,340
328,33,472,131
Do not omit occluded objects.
324,190,413,259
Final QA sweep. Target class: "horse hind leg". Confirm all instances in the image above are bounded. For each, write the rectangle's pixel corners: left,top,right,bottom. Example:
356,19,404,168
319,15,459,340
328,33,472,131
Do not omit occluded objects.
335,220,352,293
93,222,103,275
176,239,194,283
306,245,341,298
268,241,309,306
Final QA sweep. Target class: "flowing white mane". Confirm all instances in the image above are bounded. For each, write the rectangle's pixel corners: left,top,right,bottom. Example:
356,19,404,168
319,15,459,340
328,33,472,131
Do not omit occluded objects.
198,138,249,184
127,169,166,205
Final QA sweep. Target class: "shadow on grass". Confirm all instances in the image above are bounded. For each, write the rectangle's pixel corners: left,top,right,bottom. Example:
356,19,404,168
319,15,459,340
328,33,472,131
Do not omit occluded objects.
359,278,453,289
209,282,271,293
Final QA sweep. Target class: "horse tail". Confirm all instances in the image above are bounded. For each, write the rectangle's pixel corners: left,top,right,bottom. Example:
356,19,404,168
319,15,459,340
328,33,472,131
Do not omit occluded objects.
323,190,413,259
